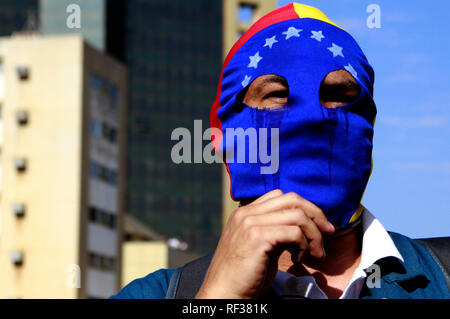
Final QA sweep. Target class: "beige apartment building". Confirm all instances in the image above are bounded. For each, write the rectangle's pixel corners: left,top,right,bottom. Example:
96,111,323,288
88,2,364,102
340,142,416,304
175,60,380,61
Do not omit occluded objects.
0,34,126,298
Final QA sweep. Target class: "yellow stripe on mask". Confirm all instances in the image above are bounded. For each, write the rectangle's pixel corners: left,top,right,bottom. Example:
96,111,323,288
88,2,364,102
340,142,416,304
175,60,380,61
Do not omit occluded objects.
293,3,346,31
349,203,365,224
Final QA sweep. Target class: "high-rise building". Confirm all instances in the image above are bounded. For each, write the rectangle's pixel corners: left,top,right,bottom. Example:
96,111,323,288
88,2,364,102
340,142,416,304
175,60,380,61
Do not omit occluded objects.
123,0,223,255
0,0,39,37
39,0,125,59
40,0,107,52
0,34,126,298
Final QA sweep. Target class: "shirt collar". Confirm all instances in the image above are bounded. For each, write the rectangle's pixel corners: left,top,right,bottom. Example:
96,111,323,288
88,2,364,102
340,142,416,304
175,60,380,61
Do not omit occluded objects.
358,208,404,270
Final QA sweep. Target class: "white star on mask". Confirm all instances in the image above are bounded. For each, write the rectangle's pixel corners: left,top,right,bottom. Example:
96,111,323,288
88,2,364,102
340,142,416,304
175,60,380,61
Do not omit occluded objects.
328,43,344,58
282,26,302,39
344,64,358,79
310,30,325,42
248,51,263,69
264,36,278,49
241,75,251,87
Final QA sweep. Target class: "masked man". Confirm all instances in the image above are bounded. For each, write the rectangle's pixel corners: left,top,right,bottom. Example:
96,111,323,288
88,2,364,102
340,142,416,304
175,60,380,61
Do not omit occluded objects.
111,3,449,299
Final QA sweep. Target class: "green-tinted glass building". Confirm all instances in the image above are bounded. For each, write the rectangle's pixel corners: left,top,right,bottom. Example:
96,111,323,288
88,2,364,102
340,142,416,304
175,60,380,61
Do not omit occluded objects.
124,0,223,255
0,0,38,36
40,0,106,51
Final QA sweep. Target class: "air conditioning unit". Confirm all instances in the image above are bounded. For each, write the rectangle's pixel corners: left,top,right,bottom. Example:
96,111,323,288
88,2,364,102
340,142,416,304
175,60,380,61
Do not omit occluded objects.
11,203,25,217
13,157,26,172
16,65,29,80
16,110,28,125
9,250,24,266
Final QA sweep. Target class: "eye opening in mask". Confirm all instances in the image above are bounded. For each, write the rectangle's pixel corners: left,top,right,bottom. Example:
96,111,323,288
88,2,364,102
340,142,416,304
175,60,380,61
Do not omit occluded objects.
319,69,361,109
237,74,289,110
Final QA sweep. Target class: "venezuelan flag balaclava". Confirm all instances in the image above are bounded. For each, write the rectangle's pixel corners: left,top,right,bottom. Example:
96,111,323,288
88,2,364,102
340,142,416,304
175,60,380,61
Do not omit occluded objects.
210,3,377,229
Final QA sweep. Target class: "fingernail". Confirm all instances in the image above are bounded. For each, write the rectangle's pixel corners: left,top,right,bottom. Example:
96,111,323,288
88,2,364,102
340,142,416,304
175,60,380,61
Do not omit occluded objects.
328,222,335,232
322,248,327,259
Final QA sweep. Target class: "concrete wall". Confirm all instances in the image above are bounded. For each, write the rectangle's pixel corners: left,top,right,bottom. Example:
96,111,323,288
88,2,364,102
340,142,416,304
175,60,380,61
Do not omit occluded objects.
121,241,168,288
0,35,84,298
0,34,126,298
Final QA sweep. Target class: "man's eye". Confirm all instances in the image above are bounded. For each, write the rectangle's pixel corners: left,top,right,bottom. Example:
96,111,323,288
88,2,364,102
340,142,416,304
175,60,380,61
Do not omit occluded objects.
320,86,359,103
263,90,289,100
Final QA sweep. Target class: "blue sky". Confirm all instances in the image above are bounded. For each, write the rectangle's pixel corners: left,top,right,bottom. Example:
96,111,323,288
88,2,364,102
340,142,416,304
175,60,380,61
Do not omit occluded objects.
275,0,450,238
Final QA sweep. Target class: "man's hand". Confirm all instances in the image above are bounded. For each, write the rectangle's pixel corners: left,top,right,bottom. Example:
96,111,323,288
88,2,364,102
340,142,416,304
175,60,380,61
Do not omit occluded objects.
195,189,335,299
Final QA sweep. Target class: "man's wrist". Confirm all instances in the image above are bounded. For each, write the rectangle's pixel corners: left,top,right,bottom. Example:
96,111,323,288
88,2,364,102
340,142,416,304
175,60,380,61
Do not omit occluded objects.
195,284,246,299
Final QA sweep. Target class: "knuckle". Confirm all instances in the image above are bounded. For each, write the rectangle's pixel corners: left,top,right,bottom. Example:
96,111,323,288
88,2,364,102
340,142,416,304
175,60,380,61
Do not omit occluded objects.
286,192,302,204
286,192,299,200
232,206,246,221
273,189,283,195
313,230,323,242
246,226,261,241
291,226,303,239
241,215,254,229
292,209,306,221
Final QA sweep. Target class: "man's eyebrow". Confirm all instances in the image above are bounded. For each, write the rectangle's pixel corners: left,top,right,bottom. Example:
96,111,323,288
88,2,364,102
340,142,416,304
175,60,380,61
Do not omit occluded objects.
260,75,289,88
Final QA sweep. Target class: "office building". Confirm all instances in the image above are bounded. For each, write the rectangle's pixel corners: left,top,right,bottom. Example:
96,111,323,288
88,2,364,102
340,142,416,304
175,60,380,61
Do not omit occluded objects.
123,0,223,255
0,34,126,298
0,0,39,37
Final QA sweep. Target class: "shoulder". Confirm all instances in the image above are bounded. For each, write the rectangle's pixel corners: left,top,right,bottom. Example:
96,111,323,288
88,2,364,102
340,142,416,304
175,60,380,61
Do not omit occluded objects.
388,231,446,263
388,231,423,251
388,231,450,297
388,231,438,268
109,268,176,299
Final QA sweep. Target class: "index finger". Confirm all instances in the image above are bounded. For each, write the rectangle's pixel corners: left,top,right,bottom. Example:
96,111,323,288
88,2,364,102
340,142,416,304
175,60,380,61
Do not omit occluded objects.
249,192,335,234
248,189,284,206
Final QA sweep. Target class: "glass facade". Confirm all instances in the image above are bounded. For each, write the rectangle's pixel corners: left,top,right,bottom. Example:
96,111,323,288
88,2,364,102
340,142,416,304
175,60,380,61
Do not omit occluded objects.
0,0,38,36
124,0,223,255
40,0,106,51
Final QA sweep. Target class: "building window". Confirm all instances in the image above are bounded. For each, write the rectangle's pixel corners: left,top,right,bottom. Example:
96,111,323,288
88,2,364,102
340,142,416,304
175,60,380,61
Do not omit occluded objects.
89,206,117,229
12,203,26,218
91,119,118,144
88,252,116,272
13,157,27,172
91,120,102,138
238,3,255,24
90,162,117,185
9,250,24,266
90,74,119,116
16,109,29,125
16,65,30,80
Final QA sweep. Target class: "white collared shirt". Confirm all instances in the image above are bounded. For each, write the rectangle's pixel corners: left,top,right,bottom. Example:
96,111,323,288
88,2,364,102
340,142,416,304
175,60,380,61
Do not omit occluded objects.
271,209,404,299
